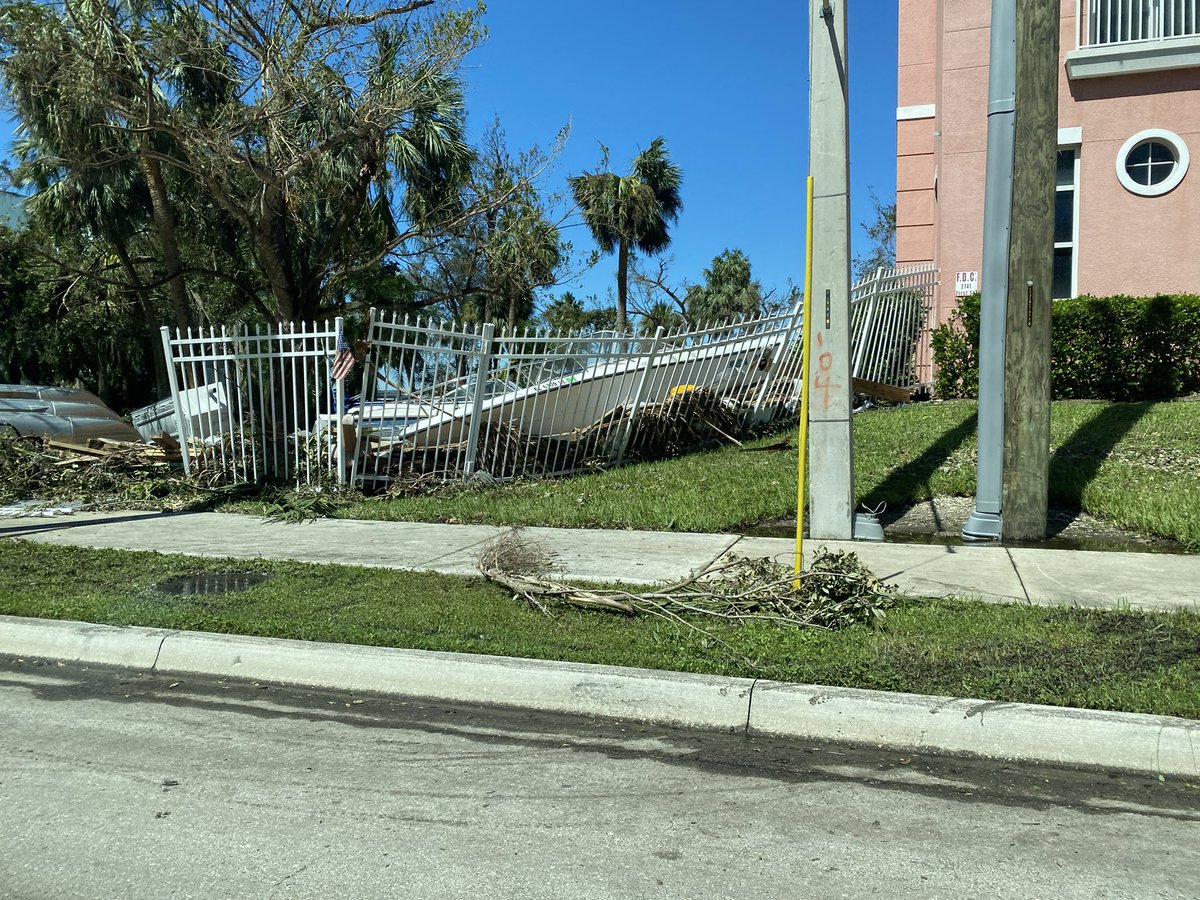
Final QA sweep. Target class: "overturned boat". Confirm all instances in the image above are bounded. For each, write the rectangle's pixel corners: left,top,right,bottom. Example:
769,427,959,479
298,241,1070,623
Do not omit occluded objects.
348,307,802,481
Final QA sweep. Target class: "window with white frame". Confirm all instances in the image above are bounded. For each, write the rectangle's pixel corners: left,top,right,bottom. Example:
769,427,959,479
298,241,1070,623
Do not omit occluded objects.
1054,147,1080,300
1116,129,1190,196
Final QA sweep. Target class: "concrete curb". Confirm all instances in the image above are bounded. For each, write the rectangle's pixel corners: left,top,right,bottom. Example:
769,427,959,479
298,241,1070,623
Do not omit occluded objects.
2,615,1197,778
0,615,170,670
152,627,754,732
750,681,1200,778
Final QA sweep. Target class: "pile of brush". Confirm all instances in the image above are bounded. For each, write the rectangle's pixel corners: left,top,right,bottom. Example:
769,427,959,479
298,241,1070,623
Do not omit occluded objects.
0,432,184,505
476,528,894,633
621,388,744,462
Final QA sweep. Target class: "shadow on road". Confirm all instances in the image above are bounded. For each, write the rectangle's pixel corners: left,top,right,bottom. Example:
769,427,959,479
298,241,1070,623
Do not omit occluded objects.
0,509,179,538
2,656,1196,822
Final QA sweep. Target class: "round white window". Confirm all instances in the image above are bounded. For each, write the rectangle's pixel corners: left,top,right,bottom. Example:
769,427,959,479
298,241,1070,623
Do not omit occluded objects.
1116,129,1189,197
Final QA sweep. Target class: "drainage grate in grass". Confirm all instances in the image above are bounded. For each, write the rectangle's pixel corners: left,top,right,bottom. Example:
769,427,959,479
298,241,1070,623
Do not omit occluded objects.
153,573,271,597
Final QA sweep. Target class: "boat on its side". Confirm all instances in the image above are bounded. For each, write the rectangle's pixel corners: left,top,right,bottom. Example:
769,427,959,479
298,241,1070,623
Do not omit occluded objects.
352,323,790,453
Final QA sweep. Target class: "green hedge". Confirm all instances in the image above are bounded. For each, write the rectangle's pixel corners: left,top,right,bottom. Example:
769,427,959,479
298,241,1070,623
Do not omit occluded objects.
931,293,1200,400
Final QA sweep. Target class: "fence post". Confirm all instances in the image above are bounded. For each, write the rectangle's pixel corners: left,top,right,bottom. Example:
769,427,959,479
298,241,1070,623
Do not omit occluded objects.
749,299,804,421
349,307,376,488
851,268,885,379
915,266,938,386
613,326,665,467
160,326,191,475
334,316,346,484
462,322,495,480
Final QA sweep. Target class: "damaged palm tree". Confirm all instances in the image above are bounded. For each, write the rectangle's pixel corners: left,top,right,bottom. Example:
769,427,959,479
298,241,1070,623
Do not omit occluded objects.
476,528,894,629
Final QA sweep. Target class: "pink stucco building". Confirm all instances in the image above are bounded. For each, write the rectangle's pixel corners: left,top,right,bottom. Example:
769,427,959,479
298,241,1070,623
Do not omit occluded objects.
897,0,1200,327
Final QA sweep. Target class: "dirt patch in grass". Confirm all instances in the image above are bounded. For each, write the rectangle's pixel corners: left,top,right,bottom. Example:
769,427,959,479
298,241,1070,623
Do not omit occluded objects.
743,496,1188,553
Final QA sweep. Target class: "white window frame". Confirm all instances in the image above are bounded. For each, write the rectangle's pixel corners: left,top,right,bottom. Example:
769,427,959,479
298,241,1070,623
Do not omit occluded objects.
1116,128,1190,196
1055,144,1081,300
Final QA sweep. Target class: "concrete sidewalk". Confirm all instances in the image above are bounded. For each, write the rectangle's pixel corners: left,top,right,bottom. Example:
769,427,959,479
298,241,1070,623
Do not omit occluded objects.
2,508,1197,611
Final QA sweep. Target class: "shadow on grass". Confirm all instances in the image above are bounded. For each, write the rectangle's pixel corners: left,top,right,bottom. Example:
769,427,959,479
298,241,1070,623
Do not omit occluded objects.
1047,402,1153,533
863,411,978,512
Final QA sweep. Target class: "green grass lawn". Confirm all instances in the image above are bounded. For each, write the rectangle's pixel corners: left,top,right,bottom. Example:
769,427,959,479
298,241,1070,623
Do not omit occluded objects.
3,541,1197,719
319,400,1200,547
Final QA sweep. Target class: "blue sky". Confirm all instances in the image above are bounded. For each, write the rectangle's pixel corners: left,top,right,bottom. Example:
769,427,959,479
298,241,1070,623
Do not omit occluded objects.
0,0,900,311
462,0,899,307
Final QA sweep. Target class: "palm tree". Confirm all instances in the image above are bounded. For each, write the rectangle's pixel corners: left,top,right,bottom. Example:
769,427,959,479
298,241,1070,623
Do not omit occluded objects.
569,138,682,333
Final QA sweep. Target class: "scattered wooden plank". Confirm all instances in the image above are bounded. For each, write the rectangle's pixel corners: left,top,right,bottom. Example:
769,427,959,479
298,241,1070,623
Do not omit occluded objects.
740,436,792,453
852,378,912,404
52,456,92,467
46,439,115,458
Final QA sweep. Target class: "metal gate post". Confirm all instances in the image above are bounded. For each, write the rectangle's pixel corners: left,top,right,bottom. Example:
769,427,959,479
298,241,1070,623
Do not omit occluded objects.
334,316,346,484
160,326,191,474
462,323,495,479
349,308,376,488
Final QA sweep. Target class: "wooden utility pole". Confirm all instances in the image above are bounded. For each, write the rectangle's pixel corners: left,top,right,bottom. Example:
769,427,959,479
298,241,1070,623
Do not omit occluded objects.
1001,0,1059,541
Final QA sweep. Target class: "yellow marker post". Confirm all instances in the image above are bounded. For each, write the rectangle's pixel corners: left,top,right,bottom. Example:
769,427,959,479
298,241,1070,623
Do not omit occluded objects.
793,176,816,588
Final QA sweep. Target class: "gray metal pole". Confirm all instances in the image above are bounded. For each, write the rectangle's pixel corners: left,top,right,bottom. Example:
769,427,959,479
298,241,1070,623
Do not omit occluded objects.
807,0,856,541
963,0,1016,542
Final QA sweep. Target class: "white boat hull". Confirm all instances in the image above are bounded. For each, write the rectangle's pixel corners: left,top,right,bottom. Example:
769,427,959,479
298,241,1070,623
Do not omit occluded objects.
353,330,783,452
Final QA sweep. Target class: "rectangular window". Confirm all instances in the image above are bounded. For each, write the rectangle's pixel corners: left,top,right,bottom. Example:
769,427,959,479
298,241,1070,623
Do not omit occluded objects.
1054,147,1080,300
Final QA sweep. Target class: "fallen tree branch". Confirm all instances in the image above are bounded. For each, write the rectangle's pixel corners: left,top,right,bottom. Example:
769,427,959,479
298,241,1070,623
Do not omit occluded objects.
476,528,894,632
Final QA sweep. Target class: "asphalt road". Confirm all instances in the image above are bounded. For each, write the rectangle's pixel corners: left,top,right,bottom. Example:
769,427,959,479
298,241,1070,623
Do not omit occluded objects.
1,657,1197,900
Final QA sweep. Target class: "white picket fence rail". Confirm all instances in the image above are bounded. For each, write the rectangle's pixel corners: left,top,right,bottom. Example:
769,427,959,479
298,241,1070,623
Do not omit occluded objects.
158,263,938,488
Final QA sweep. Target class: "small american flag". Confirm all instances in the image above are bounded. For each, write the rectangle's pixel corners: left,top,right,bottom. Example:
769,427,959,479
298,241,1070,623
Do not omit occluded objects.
331,330,355,381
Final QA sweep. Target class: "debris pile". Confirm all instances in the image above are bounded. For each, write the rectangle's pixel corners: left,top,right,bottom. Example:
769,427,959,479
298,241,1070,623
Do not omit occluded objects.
0,432,188,506
621,388,744,462
476,529,894,634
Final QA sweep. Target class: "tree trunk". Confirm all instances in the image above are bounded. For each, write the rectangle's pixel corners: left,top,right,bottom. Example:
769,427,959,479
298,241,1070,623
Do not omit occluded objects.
137,147,191,330
251,196,300,322
616,240,630,333
110,233,170,398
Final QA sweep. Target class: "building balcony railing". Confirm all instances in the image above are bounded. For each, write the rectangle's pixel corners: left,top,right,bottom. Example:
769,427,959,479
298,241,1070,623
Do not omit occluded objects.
1068,0,1200,78
1080,0,1200,48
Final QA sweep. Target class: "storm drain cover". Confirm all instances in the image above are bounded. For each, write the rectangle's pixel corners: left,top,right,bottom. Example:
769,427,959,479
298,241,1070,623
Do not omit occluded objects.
153,572,271,596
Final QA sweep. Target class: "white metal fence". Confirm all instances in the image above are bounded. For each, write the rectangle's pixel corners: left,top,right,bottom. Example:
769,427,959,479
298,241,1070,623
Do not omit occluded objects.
849,263,938,389
159,264,937,489
160,319,348,486
351,305,804,487
1080,0,1199,46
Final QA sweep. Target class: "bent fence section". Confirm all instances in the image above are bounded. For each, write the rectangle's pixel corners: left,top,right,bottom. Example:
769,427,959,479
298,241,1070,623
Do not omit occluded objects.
160,264,937,489
351,305,804,488
158,319,347,487
850,263,938,390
